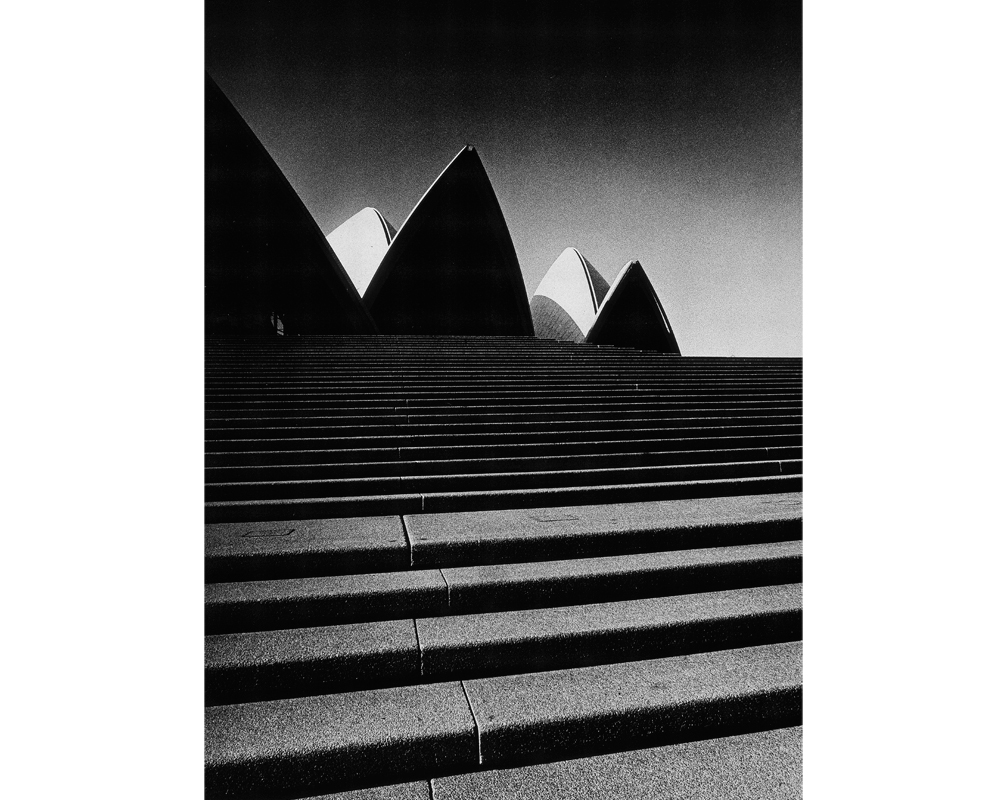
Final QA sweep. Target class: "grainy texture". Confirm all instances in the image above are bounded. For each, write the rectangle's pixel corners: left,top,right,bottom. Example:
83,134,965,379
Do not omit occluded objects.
418,584,801,679
441,540,802,612
407,492,802,567
204,338,804,797
307,780,431,799
205,515,409,581
205,569,448,633
464,641,802,767
433,727,802,799
205,619,419,704
205,682,476,798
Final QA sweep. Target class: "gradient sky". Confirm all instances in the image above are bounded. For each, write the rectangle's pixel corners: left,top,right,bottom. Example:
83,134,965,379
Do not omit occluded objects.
206,0,801,356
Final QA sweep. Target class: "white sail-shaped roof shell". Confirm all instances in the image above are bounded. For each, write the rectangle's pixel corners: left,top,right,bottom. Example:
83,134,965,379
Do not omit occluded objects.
532,248,611,340
326,207,397,296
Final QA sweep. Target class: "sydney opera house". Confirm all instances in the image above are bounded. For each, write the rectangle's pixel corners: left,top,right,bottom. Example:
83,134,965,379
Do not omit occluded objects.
207,74,679,350
205,73,803,799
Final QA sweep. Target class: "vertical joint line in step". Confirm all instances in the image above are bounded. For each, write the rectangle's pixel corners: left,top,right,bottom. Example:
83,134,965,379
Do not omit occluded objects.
439,569,452,610
413,617,424,678
400,515,413,567
460,680,483,765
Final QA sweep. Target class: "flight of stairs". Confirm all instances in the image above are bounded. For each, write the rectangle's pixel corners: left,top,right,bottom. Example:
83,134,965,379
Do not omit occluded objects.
205,336,803,799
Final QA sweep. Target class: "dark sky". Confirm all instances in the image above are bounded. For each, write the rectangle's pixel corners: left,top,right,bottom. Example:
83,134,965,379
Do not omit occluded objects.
207,0,801,355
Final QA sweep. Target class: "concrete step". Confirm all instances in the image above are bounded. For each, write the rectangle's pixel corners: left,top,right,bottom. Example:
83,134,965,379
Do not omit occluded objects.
205,540,801,633
204,364,802,374
206,378,803,391
204,382,803,396
206,493,801,568
204,459,802,502
205,385,802,403
205,398,803,422
464,640,801,769
205,681,476,799
208,373,796,383
204,406,803,435
438,541,802,614
430,726,801,800
206,373,802,382
205,391,803,414
204,347,799,357
419,583,801,682
205,422,803,453
205,515,409,583
205,354,799,369
205,474,803,523
205,379,800,393
204,641,800,797
203,350,797,361
205,445,803,484
202,347,795,359
205,584,801,704
204,356,798,365
407,492,802,568
205,618,419,704
305,782,430,800
206,569,449,633
205,432,803,468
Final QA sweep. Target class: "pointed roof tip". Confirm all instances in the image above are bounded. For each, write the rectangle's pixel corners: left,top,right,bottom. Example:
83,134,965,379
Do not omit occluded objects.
609,258,649,288
360,143,532,336
587,257,680,355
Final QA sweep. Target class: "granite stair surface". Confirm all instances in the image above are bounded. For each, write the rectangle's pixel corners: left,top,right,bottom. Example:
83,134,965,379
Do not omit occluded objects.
205,336,803,798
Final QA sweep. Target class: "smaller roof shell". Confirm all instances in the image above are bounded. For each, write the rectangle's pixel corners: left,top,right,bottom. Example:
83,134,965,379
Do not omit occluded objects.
326,208,397,296
586,260,681,354
531,247,611,342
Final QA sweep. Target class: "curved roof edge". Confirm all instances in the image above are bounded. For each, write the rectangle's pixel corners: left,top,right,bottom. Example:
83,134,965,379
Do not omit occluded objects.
326,207,397,296
205,73,376,335
586,260,681,354
532,247,611,341
364,148,473,312
363,145,534,336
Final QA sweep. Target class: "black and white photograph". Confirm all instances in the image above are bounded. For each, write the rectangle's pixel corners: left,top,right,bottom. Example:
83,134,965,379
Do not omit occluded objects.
7,1,999,798
204,2,802,797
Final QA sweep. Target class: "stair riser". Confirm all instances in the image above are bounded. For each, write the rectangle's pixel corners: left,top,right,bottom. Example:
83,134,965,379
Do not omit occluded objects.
204,611,801,705
204,475,804,523
205,460,802,502
205,446,803,482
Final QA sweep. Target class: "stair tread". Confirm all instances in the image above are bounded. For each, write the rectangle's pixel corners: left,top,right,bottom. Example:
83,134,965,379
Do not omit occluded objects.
205,540,801,632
